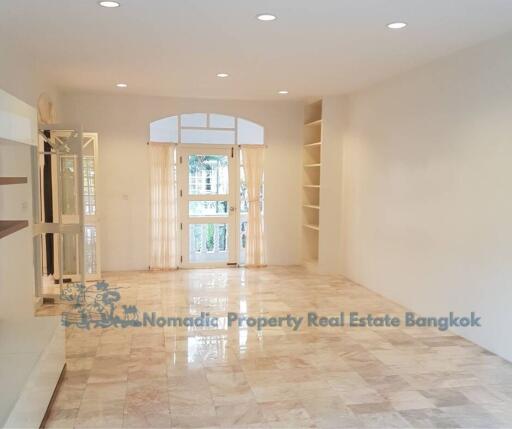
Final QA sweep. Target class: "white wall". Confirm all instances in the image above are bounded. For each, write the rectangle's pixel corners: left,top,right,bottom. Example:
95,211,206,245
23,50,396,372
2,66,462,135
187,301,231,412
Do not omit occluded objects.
0,39,61,112
61,94,303,271
318,96,349,275
340,32,512,361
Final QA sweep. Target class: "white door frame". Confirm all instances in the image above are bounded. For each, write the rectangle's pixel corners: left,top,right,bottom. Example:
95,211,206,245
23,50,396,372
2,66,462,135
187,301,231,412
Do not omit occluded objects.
177,144,240,268
82,133,101,281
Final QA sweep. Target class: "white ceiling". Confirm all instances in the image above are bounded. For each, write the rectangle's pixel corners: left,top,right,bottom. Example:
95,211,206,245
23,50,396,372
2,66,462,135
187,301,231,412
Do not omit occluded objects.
2,0,512,100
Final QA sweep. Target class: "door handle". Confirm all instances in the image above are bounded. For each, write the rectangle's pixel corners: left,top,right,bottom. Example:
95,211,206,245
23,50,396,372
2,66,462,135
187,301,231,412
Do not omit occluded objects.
229,206,236,212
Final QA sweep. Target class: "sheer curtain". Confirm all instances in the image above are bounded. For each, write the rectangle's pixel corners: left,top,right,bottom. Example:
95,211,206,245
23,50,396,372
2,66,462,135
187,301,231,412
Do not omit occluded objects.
241,146,266,267
149,143,178,270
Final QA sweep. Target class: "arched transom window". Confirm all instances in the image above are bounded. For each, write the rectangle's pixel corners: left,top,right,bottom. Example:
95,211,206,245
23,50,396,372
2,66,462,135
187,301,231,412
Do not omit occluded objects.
150,113,264,145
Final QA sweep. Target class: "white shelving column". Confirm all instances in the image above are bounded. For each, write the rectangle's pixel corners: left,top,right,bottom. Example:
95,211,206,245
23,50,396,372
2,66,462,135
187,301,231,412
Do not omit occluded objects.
302,100,322,271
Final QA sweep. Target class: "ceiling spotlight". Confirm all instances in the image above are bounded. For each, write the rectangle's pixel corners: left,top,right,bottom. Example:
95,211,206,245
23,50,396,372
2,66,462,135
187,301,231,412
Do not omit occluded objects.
387,22,407,29
216,73,229,78
278,90,289,95
257,14,277,22
99,1,120,7
116,83,127,88
98,1,120,7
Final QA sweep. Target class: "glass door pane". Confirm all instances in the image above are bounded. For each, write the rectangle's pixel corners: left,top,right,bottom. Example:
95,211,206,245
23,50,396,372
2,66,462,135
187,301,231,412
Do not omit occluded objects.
188,154,229,195
60,155,79,221
189,201,228,217
189,223,229,263
84,225,97,275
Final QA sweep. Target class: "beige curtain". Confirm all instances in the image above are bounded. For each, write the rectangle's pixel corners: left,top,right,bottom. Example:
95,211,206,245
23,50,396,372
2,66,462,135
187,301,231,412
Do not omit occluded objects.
242,146,266,267
149,143,178,270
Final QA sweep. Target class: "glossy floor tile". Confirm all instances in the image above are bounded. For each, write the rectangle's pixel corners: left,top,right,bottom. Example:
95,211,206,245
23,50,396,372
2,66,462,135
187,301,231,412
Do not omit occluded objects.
43,267,512,428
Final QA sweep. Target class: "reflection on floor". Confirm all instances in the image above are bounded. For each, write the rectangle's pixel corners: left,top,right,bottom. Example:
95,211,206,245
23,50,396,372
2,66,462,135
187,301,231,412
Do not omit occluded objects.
43,267,512,428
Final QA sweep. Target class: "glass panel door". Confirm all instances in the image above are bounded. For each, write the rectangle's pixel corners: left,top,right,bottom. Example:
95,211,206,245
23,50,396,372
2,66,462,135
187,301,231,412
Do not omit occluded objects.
178,147,238,267
51,132,101,282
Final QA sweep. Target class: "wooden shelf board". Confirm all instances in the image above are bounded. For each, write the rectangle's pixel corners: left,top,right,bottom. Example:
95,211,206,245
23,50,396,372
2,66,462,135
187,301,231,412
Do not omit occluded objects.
304,119,322,127
304,163,321,168
303,205,320,210
0,177,28,185
304,141,322,148
303,224,320,231
303,185,320,189
0,220,29,240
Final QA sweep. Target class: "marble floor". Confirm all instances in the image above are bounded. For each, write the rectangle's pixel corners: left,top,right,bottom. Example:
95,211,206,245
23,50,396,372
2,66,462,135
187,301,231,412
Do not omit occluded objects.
42,267,512,428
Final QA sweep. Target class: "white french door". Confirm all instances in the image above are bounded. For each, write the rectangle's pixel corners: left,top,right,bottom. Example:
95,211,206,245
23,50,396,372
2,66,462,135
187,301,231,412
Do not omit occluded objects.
51,132,101,282
177,145,239,268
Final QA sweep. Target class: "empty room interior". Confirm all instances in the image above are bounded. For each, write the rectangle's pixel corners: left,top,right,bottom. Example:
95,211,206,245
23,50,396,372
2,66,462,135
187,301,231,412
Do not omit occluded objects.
2,1,512,428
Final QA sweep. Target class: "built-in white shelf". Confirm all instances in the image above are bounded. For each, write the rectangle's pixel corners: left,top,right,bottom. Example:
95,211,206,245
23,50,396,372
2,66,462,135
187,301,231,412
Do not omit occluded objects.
302,100,322,270
304,119,322,127
303,224,320,231
304,141,322,148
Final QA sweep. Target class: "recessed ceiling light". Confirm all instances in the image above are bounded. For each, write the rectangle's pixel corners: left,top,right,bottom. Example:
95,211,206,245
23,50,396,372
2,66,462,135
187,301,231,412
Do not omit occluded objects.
387,22,407,29
257,14,277,22
216,73,229,78
98,1,120,7
116,83,127,88
278,90,289,95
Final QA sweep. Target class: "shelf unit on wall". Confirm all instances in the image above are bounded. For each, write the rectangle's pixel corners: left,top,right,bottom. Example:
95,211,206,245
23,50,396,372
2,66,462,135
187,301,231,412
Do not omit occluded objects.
302,100,322,267
0,89,66,429
0,172,29,239
0,88,35,241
